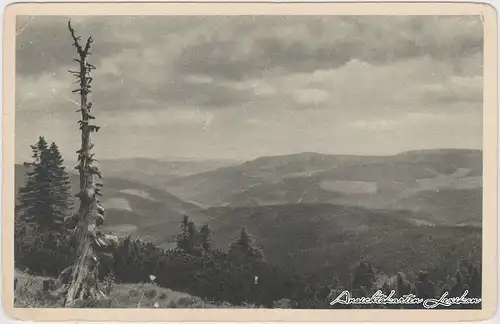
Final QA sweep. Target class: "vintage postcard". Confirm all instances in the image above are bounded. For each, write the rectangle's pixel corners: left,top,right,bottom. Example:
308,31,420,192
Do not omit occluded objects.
2,1,498,322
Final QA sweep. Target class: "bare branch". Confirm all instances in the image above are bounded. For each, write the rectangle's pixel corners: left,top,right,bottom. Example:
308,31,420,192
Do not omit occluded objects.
83,36,93,55
67,20,83,55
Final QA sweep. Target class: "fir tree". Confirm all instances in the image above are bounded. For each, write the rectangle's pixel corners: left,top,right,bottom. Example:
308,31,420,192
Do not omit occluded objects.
176,215,191,251
16,138,74,233
16,137,56,231
199,224,212,251
187,221,200,248
175,215,204,254
47,142,73,229
228,227,265,263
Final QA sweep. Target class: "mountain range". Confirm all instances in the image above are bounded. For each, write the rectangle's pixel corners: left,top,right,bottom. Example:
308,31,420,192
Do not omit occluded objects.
14,148,483,277
163,149,482,226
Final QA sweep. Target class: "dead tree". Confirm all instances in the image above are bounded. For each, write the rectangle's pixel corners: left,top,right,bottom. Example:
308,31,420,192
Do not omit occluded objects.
62,20,108,307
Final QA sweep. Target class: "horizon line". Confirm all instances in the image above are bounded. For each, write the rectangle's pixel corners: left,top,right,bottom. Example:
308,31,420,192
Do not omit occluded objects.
14,147,483,165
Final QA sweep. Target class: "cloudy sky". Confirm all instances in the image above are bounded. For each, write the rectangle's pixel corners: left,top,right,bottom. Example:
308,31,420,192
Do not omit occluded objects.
15,15,483,162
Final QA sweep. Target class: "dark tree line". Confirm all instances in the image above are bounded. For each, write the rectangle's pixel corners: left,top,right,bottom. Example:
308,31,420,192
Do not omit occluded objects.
111,216,292,307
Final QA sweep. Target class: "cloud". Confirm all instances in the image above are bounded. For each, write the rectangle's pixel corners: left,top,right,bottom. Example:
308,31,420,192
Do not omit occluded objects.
292,89,331,106
173,15,483,81
184,75,215,85
404,75,483,105
222,56,482,119
101,108,215,128
15,15,484,161
16,15,483,114
18,15,482,78
349,111,474,133
350,119,398,131
15,68,76,122
16,16,137,77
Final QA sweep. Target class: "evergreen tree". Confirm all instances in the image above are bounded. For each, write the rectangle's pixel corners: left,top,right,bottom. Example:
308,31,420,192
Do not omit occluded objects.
187,221,198,241
15,138,76,274
47,142,73,230
187,221,202,251
16,137,55,231
176,215,190,251
228,227,265,263
199,224,212,251
176,215,203,254
16,137,74,233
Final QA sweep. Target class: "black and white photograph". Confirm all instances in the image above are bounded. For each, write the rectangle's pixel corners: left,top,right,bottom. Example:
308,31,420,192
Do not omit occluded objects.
4,3,497,317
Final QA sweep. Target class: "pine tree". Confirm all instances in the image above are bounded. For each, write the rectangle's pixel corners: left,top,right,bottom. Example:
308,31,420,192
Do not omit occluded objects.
16,136,47,225
175,215,204,254
187,221,200,250
15,138,75,275
16,137,56,231
176,215,191,251
199,224,212,251
17,138,74,233
47,142,73,230
228,227,265,263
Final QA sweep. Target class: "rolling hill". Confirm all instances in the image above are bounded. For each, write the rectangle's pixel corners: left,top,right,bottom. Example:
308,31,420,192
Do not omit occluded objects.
163,149,482,226
66,157,239,190
14,164,208,247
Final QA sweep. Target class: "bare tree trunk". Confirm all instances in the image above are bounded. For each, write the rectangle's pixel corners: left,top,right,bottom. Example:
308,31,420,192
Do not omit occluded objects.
62,20,107,308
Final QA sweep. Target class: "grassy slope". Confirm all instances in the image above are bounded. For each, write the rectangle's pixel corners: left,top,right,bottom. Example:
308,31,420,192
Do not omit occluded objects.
14,271,254,308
